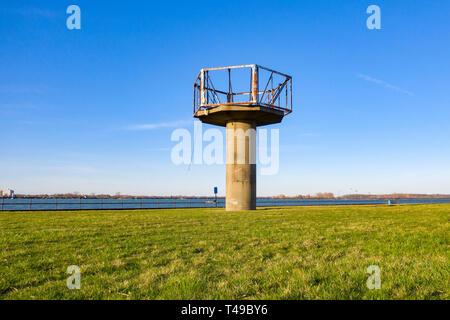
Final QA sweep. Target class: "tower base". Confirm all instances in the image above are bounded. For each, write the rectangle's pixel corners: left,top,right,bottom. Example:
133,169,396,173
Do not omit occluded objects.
225,121,256,211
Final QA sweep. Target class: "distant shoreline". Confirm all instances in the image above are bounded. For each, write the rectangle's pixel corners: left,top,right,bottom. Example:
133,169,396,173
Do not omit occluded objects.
5,193,450,200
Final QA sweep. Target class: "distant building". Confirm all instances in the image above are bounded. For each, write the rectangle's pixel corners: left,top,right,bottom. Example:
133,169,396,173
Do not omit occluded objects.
1,189,14,198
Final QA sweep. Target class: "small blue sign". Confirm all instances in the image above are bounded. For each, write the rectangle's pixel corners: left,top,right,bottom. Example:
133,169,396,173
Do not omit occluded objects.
214,187,218,194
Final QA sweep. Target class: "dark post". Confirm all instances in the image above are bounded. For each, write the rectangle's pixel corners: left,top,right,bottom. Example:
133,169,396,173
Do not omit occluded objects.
214,187,218,208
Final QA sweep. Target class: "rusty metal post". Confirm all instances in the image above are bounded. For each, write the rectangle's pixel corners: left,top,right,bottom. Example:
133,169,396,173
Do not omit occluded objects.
228,68,232,103
200,69,206,105
252,65,258,103
286,82,288,107
290,80,292,111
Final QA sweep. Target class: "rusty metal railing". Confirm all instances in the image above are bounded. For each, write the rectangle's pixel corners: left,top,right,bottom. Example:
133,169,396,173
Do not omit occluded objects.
193,64,292,117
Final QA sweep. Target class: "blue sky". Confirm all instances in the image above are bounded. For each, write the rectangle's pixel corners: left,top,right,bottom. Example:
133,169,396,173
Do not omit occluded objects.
1,0,449,196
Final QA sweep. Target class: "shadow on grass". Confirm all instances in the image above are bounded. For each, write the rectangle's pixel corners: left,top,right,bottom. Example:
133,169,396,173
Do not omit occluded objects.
257,207,291,211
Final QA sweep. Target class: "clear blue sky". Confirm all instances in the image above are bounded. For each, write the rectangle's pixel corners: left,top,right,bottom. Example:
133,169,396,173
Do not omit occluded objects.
1,0,449,196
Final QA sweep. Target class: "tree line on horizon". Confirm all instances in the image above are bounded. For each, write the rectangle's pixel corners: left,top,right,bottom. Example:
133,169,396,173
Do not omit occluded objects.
275,193,450,199
7,192,450,200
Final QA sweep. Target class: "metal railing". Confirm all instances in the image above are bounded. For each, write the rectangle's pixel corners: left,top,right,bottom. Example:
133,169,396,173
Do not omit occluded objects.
193,64,292,117
0,198,222,211
1,198,450,211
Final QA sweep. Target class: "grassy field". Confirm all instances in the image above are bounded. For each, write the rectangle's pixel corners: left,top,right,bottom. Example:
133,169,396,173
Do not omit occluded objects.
0,204,448,300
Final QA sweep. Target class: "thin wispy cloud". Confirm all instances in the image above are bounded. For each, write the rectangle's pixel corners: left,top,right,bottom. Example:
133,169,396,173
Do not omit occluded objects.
146,147,171,152
0,85,44,94
357,73,414,96
299,133,319,137
280,145,312,151
18,120,48,125
0,103,39,110
0,159,99,173
125,120,192,131
14,8,56,18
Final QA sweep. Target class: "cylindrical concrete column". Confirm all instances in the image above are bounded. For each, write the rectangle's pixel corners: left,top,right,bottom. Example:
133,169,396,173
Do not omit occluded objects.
226,121,256,211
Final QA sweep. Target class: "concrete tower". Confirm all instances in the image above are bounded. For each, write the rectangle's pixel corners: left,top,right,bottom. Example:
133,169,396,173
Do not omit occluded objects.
193,64,292,211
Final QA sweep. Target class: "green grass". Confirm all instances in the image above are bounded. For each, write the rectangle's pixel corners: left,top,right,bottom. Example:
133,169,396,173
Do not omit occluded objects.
0,204,449,300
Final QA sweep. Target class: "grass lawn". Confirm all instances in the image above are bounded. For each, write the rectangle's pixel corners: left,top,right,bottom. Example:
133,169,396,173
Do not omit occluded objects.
0,204,449,300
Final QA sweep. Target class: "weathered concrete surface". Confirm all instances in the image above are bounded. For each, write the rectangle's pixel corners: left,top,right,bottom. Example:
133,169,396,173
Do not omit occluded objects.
196,104,286,211
225,121,257,211
195,104,284,127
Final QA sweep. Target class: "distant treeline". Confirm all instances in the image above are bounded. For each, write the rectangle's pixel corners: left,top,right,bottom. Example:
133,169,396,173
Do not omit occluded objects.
275,193,450,199
11,192,450,200
339,193,450,200
12,194,215,199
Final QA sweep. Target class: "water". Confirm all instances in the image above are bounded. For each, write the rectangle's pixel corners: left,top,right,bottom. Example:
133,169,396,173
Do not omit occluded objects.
1,198,449,211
